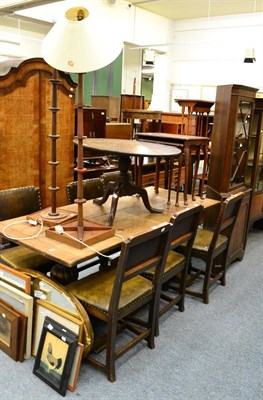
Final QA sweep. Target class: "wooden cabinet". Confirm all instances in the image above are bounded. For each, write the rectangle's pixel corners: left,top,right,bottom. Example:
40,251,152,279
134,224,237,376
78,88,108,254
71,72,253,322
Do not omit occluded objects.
0,58,77,208
246,98,263,227
74,107,106,160
206,84,259,263
91,96,120,121
120,94,144,110
80,106,106,139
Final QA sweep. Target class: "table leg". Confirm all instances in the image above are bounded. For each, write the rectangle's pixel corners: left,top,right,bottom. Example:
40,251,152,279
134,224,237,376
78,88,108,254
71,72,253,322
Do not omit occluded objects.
94,155,163,225
192,147,200,201
183,146,190,205
155,158,160,194
50,264,78,285
199,144,208,199
166,156,174,205
93,181,118,205
175,153,183,207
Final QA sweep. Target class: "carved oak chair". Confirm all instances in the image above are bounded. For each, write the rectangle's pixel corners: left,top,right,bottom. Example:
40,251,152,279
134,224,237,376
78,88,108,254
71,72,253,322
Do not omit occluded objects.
142,204,203,335
0,186,55,273
184,192,244,304
67,222,171,382
66,177,104,204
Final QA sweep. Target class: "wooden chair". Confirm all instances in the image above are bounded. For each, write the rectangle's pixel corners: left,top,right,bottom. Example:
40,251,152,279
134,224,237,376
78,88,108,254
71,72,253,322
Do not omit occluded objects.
67,222,171,382
142,204,203,335
66,177,104,204
184,192,244,304
0,186,55,273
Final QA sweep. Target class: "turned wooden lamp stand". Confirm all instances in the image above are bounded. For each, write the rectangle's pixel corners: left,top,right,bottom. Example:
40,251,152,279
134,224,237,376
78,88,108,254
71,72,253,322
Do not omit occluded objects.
41,2,123,247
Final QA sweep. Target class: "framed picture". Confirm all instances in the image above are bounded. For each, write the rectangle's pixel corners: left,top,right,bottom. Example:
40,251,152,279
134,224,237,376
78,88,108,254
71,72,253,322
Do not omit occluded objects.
68,342,84,392
0,280,33,359
33,299,84,357
0,298,27,362
33,316,78,397
0,263,31,294
0,301,20,361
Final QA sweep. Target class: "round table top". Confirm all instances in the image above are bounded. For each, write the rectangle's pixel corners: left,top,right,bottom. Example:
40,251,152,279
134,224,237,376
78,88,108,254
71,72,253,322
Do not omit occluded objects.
80,138,181,158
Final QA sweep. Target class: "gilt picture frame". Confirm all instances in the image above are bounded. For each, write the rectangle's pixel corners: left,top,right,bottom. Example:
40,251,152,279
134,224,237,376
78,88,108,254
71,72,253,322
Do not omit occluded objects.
33,316,78,397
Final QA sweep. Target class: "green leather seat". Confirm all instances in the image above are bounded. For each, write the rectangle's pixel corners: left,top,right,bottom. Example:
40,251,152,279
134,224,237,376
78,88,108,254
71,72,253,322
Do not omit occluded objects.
68,268,152,317
191,229,228,252
0,246,53,273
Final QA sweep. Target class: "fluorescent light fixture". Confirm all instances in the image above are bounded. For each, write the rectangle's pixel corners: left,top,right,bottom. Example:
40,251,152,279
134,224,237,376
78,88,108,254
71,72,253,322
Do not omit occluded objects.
244,48,256,63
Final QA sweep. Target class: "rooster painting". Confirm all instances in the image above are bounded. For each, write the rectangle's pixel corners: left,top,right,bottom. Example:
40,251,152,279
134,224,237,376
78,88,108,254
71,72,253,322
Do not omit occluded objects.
46,342,63,372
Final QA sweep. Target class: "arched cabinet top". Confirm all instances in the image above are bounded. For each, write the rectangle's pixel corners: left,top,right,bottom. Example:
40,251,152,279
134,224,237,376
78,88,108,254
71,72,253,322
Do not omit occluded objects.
0,57,77,96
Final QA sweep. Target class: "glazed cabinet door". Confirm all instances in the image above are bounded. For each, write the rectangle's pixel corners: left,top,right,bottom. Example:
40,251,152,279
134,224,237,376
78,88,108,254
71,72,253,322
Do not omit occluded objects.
246,99,263,225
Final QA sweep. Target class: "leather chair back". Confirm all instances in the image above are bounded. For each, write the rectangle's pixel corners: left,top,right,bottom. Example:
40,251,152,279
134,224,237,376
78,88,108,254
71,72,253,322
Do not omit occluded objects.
66,177,104,204
0,186,42,221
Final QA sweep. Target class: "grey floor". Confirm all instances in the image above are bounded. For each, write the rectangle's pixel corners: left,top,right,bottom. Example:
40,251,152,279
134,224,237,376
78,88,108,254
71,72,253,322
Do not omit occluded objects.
0,227,262,400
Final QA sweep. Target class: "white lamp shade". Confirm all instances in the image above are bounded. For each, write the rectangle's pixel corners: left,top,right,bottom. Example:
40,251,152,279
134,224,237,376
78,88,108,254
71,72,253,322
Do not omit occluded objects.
41,0,123,73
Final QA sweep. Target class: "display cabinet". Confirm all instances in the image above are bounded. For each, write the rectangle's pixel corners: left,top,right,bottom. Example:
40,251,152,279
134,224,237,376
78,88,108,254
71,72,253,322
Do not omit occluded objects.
206,84,258,263
246,98,263,227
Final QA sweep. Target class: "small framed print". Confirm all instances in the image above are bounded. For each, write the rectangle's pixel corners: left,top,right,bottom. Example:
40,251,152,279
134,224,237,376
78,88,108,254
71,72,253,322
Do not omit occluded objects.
0,263,31,294
33,316,78,397
0,301,20,361
68,342,84,392
33,299,84,357
0,280,33,359
0,298,27,362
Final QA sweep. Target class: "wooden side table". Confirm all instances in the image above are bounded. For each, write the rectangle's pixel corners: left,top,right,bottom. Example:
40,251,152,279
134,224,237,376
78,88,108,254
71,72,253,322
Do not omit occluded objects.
135,132,210,206
121,109,162,134
175,99,214,136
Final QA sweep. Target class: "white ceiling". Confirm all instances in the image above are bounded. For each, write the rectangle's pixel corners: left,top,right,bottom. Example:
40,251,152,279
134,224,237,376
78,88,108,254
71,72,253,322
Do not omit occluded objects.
0,0,261,22
129,0,262,20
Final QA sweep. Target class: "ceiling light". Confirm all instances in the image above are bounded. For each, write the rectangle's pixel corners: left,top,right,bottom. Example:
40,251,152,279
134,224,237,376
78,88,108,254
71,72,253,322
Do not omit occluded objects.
244,48,256,63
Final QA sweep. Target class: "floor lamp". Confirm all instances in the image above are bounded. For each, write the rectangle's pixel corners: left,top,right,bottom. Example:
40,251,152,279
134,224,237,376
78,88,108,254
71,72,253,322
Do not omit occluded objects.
41,0,123,245
40,68,69,223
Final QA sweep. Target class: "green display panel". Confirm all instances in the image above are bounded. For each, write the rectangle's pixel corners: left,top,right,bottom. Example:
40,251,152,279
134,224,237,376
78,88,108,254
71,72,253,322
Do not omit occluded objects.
70,51,123,105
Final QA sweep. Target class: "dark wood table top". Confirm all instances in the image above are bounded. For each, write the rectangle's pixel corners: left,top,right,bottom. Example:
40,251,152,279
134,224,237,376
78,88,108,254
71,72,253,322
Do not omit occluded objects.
135,132,209,145
175,99,214,109
80,138,181,158
121,109,162,118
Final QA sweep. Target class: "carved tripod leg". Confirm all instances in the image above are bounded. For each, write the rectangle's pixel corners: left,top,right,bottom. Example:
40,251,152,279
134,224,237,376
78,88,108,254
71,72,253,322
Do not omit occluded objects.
93,181,117,206
127,181,163,213
107,182,123,225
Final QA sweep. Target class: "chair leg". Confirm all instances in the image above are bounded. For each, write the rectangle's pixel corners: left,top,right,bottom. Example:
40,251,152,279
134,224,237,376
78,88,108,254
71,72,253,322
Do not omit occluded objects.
202,260,213,304
219,253,228,286
177,269,186,312
106,325,117,382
